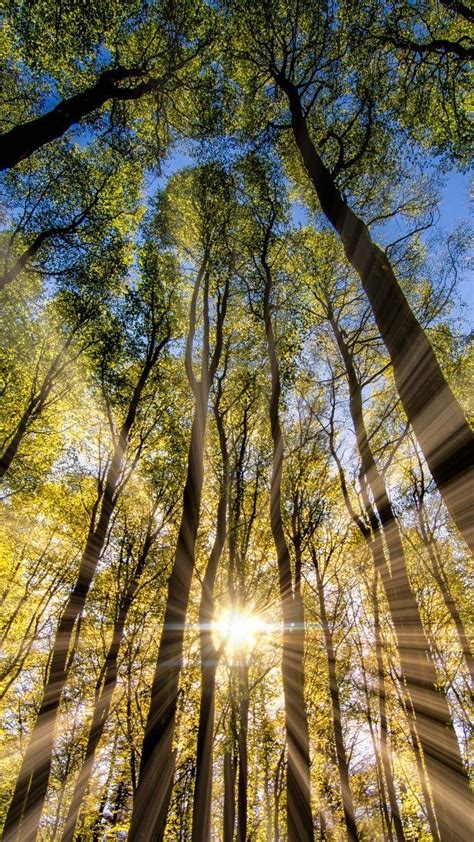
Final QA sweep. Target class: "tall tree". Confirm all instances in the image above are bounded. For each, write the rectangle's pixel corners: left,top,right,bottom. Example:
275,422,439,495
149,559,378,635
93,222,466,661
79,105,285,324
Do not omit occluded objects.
317,289,471,841
128,165,232,841
192,371,228,842
246,171,313,841
226,0,474,555
2,258,173,842
0,0,211,170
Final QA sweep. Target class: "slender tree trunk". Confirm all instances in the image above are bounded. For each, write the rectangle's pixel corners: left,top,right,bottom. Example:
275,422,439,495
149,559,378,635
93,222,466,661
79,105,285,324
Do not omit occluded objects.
192,390,228,842
91,733,119,842
127,399,207,842
1,334,166,842
236,657,249,842
313,561,359,841
262,242,313,841
387,652,441,842
0,404,41,478
274,748,285,842
358,656,393,841
333,438,441,841
275,74,474,555
60,527,154,841
371,572,406,842
128,266,228,841
327,313,472,841
110,778,127,828
224,744,237,842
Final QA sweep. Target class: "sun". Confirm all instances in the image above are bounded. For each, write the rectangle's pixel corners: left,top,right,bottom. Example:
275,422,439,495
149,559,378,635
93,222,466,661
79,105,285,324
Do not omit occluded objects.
215,608,265,656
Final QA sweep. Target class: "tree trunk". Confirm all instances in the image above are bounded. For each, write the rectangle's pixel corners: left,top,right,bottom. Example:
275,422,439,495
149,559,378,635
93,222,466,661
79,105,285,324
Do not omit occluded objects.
0,67,163,170
224,744,237,842
0,334,73,479
262,242,314,842
192,391,227,842
236,657,249,842
276,74,474,555
1,334,166,842
358,652,393,841
387,651,441,842
127,400,207,842
327,313,472,842
60,527,154,842
415,496,474,686
313,561,359,842
371,572,406,842
128,266,228,841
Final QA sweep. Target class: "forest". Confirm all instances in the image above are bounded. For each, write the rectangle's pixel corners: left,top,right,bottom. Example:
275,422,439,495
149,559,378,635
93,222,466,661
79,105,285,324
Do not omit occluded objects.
0,1,472,840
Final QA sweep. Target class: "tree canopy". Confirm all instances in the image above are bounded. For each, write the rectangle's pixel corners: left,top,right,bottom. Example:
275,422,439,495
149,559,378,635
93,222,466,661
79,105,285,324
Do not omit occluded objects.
0,2,472,840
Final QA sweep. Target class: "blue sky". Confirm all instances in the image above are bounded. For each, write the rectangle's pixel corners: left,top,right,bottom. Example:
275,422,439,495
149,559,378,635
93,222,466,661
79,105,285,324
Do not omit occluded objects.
440,171,472,311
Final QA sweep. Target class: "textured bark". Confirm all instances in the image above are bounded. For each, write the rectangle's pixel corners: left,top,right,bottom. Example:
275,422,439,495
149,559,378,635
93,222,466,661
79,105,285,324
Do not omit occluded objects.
2,327,168,842
313,561,359,841
262,235,314,841
327,312,472,842
275,75,474,556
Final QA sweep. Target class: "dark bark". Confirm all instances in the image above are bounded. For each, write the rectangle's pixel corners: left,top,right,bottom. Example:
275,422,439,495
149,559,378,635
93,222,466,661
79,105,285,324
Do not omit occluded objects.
382,31,474,60
60,525,155,842
326,312,472,842
261,234,314,842
1,326,168,842
275,75,474,556
128,263,229,841
313,560,359,842
0,182,106,290
0,67,165,171
191,387,228,842
223,745,237,842
236,658,249,842
440,0,474,23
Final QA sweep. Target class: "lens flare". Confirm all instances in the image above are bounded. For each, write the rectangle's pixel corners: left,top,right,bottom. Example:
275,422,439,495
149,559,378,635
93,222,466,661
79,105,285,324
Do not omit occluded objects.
215,609,264,655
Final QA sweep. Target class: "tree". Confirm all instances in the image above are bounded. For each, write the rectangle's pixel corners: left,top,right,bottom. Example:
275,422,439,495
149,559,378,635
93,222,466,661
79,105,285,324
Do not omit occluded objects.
2,248,174,841
0,4,472,839
128,164,232,841
0,0,211,170
225,0,474,556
